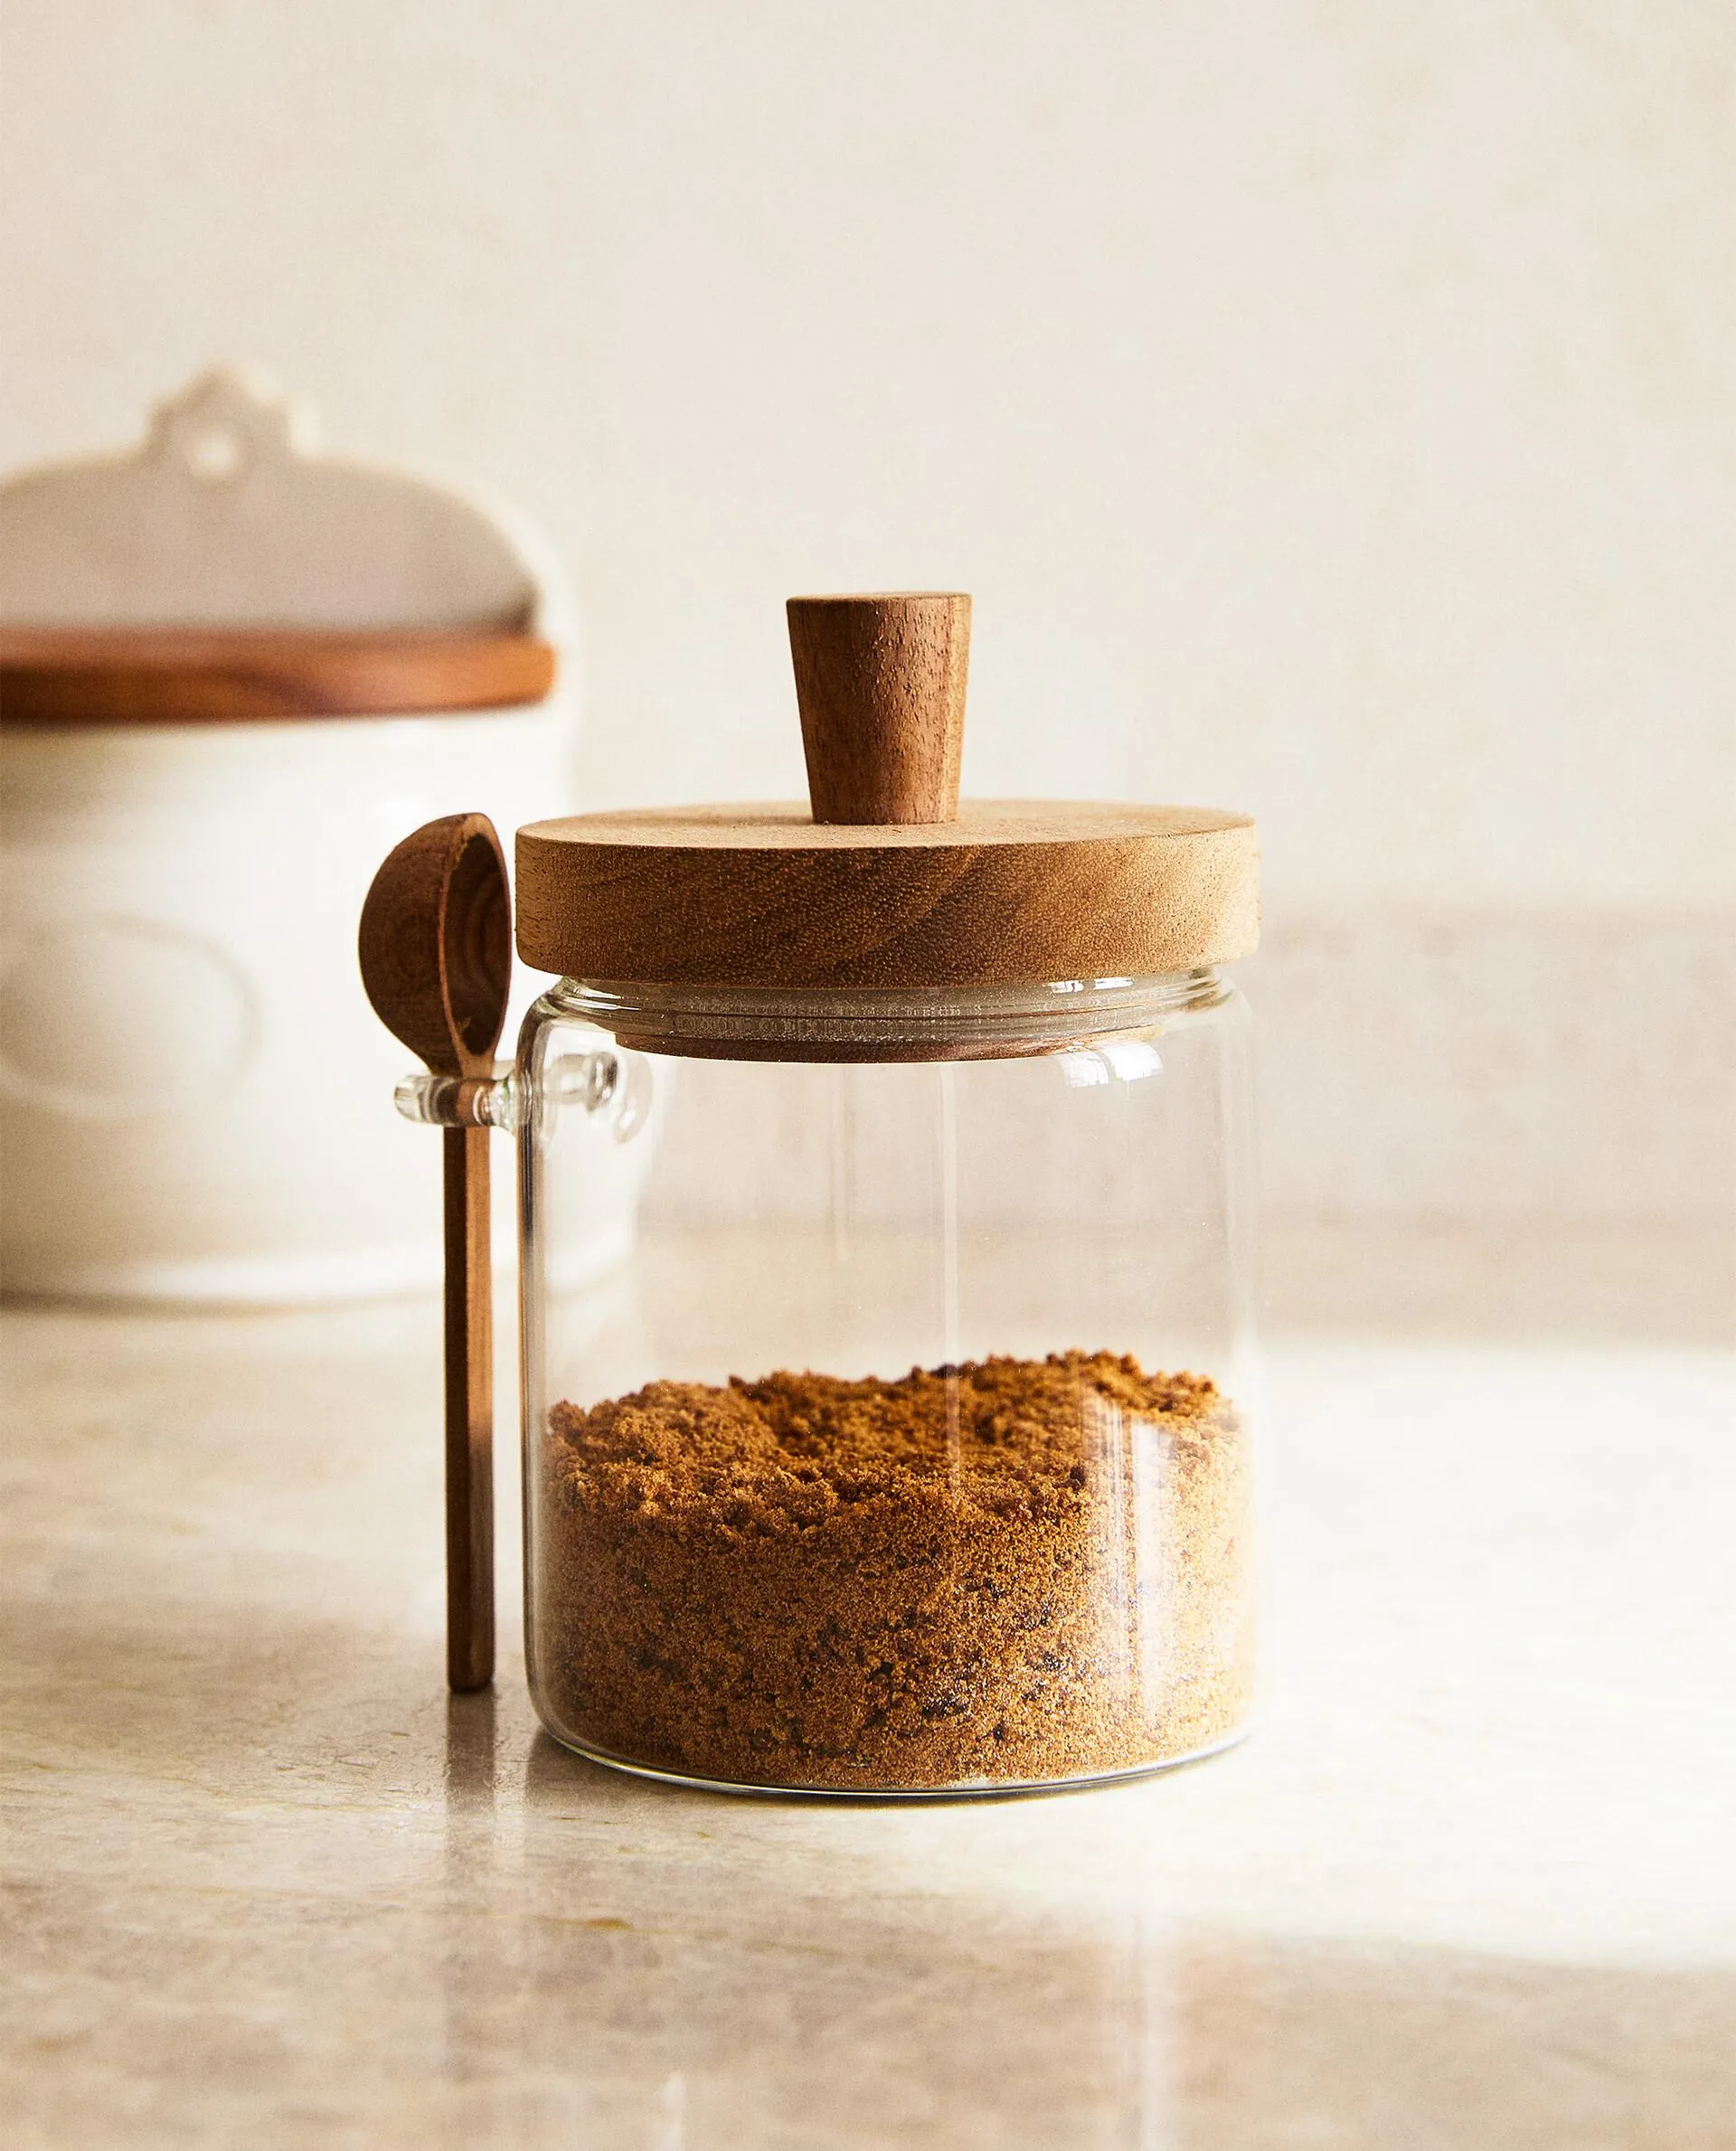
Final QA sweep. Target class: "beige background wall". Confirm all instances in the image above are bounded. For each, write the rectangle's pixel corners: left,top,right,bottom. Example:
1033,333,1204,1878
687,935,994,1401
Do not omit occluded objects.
3,1,1731,1317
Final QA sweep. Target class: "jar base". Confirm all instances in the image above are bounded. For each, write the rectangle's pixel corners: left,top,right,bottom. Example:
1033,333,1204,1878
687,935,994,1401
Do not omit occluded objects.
535,1721,1252,1802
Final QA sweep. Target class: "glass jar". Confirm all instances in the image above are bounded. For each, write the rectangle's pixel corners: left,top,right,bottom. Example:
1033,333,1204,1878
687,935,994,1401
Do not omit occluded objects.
516,967,1256,1795
369,591,1261,1797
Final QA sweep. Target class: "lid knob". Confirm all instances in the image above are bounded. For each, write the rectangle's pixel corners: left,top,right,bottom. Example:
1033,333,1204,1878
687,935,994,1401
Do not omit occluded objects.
788,592,970,825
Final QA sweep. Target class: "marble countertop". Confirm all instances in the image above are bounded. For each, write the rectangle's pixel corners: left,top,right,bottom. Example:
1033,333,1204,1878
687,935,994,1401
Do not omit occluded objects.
3,1299,1733,2148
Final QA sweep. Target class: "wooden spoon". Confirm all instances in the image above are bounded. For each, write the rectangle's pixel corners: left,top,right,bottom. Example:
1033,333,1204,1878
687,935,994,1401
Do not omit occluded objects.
358,813,511,1692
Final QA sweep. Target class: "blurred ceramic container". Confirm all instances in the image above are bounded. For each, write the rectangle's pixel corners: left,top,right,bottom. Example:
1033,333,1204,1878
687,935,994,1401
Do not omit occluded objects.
0,368,579,1302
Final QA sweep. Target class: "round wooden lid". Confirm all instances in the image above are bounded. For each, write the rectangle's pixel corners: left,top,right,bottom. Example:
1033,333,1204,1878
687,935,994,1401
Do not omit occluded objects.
0,626,555,725
515,595,1258,991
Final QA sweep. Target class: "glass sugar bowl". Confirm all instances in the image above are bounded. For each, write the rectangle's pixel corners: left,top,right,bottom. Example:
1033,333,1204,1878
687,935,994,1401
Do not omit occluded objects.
363,593,1261,1797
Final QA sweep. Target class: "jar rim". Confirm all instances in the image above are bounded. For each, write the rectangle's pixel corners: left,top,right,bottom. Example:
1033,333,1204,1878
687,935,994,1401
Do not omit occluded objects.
536,970,1233,1062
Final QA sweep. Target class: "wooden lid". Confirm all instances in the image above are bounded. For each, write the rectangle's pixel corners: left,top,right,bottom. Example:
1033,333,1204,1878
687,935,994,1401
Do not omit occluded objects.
515,594,1258,991
0,626,555,725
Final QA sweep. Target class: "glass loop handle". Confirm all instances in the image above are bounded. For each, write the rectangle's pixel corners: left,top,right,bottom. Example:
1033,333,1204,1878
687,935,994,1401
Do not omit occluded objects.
395,1066,523,1131
395,1051,649,1142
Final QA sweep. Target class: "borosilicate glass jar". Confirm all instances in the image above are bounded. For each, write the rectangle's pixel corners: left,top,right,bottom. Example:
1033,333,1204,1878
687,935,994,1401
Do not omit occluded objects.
518,969,1257,1797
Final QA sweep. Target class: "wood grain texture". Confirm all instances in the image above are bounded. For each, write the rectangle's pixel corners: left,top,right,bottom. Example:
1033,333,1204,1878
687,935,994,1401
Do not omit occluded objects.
358,817,513,1079
788,594,968,824
515,801,1260,989
443,1125,495,1693
0,627,555,724
358,814,512,1693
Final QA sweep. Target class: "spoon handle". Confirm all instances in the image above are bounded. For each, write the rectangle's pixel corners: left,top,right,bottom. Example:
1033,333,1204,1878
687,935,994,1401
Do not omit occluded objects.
442,1124,495,1691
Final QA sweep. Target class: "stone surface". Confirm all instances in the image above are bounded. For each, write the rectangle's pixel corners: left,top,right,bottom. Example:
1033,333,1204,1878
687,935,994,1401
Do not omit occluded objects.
3,1298,1734,2146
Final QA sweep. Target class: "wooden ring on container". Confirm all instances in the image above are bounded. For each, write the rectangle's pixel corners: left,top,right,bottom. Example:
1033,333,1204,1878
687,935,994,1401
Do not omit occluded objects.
0,627,556,724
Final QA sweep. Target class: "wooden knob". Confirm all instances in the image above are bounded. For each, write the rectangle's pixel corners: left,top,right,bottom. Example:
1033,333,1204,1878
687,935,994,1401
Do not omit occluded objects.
788,593,970,825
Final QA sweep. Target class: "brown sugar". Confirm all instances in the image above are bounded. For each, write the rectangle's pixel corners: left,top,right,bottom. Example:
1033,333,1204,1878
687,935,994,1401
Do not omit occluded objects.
535,1351,1251,1791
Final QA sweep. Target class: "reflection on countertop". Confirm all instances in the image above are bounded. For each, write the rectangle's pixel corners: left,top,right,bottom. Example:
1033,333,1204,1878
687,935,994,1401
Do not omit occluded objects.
2,1288,1732,2147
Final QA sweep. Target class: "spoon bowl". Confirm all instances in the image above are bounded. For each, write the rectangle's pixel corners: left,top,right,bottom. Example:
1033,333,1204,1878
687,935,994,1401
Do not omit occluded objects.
359,812,510,1079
